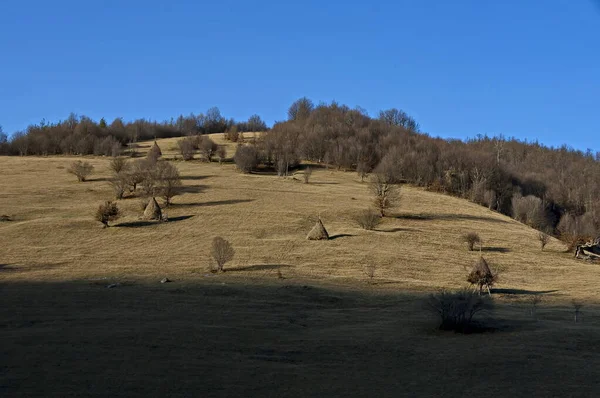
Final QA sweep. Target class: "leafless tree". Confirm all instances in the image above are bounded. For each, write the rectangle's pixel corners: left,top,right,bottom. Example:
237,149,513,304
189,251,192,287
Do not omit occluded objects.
211,237,235,272
95,201,120,227
369,174,400,217
67,161,94,182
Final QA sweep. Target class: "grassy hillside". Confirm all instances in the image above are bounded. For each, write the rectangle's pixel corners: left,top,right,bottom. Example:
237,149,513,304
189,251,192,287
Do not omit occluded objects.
2,136,600,396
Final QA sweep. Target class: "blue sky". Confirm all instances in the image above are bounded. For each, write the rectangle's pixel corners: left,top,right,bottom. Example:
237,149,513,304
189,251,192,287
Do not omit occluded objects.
0,0,598,150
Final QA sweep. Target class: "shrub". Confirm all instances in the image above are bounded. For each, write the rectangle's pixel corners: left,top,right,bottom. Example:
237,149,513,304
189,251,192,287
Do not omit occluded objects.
198,136,218,162
109,157,129,174
225,126,239,142
67,161,94,182
177,138,195,161
370,174,400,217
303,166,312,183
354,210,382,230
126,159,148,192
467,257,499,295
363,263,376,283
234,145,258,173
216,145,227,164
461,232,481,251
95,201,120,227
211,237,235,272
426,289,493,333
557,212,598,252
109,174,129,199
538,231,550,251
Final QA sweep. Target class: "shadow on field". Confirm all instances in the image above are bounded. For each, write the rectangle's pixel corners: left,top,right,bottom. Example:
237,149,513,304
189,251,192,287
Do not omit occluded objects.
179,185,208,194
396,213,508,223
87,177,110,182
329,234,355,240
378,227,421,233
492,288,559,296
0,280,599,396
180,175,214,181
116,215,194,228
481,247,511,253
310,182,339,185
226,264,294,272
173,199,255,207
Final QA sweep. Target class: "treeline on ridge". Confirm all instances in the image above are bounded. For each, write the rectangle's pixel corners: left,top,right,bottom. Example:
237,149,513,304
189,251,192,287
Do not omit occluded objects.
1,97,599,241
0,107,267,157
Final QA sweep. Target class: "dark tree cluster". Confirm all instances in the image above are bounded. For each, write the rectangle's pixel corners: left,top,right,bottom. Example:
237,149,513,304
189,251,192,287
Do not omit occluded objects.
251,98,599,239
0,108,268,157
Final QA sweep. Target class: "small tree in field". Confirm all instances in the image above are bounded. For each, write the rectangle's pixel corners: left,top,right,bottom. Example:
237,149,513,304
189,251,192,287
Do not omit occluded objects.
109,157,129,174
177,138,195,161
95,201,120,227
155,161,182,206
67,161,94,182
369,174,400,217
210,237,235,272
216,145,227,164
426,289,493,333
303,166,312,183
198,136,218,162
234,145,258,173
538,231,550,251
461,232,481,251
354,209,382,230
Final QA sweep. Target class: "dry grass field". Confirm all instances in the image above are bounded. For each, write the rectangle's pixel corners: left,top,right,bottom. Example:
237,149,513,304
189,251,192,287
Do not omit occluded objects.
2,135,600,396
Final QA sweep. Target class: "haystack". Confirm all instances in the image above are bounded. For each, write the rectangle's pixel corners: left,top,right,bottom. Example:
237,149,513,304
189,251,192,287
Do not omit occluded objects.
467,257,496,295
307,218,329,240
143,197,162,220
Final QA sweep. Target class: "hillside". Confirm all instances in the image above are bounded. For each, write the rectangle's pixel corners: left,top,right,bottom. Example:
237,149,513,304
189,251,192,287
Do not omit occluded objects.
2,136,600,396
0,135,596,298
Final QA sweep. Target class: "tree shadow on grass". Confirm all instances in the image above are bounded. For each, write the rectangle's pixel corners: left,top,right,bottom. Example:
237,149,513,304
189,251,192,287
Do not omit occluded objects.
179,185,208,194
396,213,509,224
491,288,559,296
481,247,511,253
180,175,214,181
377,227,422,233
86,177,110,182
171,199,255,208
226,264,294,273
329,234,355,240
116,215,194,228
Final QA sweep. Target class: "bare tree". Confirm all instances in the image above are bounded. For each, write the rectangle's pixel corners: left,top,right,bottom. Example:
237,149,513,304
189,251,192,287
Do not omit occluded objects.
303,166,312,183
110,157,129,174
109,174,129,199
572,301,583,323
95,201,120,227
461,232,482,251
234,145,258,173
198,136,217,162
363,263,376,284
369,174,400,217
211,237,235,272
67,161,94,182
538,232,550,251
155,161,182,206
216,145,227,164
177,138,195,161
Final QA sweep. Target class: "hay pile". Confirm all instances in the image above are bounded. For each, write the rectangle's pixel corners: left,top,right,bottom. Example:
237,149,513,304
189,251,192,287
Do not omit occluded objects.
307,218,329,240
143,197,162,220
467,257,497,295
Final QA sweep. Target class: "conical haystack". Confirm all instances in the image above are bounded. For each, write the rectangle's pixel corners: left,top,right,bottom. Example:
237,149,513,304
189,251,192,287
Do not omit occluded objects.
307,218,329,240
143,197,162,220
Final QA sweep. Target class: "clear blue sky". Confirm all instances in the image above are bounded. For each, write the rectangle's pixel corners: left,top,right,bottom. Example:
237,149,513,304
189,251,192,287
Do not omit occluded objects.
1,0,598,150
